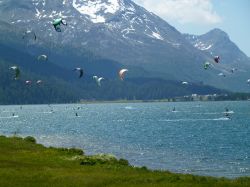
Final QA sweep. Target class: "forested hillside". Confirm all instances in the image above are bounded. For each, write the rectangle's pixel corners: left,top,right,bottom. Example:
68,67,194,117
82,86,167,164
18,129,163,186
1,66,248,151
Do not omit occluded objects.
0,57,226,105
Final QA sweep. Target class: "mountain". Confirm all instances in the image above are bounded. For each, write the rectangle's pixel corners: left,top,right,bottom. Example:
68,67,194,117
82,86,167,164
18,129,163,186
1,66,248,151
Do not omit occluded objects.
0,0,249,94
184,29,250,91
183,29,250,66
0,0,199,75
0,26,225,104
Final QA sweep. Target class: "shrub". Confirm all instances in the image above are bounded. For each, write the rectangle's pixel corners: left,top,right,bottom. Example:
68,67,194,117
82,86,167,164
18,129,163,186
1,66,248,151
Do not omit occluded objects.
199,176,208,183
118,158,129,166
235,177,250,184
68,148,84,155
140,166,148,171
169,175,181,182
79,154,121,166
57,147,84,155
79,157,97,166
24,136,36,143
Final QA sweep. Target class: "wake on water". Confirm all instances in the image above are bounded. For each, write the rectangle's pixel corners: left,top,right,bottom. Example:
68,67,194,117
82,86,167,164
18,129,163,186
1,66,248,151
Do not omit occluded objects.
0,115,19,119
223,111,234,114
35,111,54,114
159,117,230,122
171,110,180,113
125,106,134,110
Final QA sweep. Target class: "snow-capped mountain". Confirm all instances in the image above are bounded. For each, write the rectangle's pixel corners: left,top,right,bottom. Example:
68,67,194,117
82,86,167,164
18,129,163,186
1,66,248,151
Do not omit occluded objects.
0,0,206,71
184,29,250,66
1,0,180,42
0,0,250,91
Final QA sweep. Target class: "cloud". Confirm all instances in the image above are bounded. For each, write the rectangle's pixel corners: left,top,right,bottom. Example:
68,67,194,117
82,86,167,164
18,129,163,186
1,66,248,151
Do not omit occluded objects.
133,0,222,25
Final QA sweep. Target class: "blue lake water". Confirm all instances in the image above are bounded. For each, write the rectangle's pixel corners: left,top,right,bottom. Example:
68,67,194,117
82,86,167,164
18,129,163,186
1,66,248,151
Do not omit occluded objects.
0,101,250,178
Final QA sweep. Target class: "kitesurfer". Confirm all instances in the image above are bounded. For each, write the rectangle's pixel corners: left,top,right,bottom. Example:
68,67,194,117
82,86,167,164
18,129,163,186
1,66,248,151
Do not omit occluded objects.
224,107,230,119
74,68,83,78
214,56,220,63
93,76,104,86
52,18,67,32
119,69,128,80
37,55,48,61
9,66,20,80
204,62,210,70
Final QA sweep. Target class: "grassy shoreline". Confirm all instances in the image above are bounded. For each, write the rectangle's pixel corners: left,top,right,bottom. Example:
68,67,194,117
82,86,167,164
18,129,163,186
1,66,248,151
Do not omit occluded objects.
0,135,249,186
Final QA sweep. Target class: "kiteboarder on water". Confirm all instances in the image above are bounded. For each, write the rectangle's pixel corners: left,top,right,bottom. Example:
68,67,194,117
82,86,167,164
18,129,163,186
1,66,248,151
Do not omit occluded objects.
224,107,231,119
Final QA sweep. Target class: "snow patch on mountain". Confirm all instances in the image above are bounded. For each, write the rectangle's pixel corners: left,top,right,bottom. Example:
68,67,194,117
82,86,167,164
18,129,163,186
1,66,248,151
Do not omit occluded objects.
121,26,135,39
32,0,46,7
35,8,42,19
151,32,164,40
72,0,121,23
194,42,213,51
184,34,213,51
127,4,135,12
63,0,67,5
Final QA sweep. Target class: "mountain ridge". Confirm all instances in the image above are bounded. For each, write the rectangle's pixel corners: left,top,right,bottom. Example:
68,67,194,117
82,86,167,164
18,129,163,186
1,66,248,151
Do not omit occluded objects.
0,32,226,104
0,0,249,93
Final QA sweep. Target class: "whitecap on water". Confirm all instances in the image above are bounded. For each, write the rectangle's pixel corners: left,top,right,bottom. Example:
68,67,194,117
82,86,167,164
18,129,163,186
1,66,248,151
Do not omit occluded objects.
0,115,19,119
35,111,54,114
239,168,249,173
192,112,219,115
159,118,230,122
223,111,234,114
125,106,134,110
213,117,231,121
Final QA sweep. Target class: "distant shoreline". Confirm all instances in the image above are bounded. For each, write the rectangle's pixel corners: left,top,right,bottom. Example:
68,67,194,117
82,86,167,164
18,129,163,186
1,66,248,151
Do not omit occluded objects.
0,99,249,106
78,99,250,104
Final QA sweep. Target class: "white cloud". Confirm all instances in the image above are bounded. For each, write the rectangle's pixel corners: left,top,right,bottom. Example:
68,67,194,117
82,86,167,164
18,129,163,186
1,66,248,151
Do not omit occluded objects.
133,0,222,25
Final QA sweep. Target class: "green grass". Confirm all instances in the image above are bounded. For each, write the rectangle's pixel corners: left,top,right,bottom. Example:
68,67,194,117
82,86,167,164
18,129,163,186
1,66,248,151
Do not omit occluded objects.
0,135,249,187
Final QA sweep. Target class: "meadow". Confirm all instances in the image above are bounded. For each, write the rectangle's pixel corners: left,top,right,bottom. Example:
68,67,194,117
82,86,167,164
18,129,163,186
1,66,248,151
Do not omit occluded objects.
0,135,249,187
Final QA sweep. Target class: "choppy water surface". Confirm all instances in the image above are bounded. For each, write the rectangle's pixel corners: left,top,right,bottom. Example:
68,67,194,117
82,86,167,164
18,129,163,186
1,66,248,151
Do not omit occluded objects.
0,101,250,178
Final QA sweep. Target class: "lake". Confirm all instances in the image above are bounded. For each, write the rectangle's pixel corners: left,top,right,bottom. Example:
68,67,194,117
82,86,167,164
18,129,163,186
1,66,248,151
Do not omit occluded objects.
0,101,249,178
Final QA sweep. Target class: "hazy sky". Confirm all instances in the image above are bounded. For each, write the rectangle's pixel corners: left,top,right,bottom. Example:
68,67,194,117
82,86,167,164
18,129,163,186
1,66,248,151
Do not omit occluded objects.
133,0,250,57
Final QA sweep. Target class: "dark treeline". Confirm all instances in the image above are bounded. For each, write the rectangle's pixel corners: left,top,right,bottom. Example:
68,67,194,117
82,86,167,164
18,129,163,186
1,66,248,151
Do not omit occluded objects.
215,93,250,101
0,58,227,105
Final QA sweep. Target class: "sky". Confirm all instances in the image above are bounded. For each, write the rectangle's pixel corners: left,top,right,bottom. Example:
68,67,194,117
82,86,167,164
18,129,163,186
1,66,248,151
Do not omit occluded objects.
133,0,250,57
